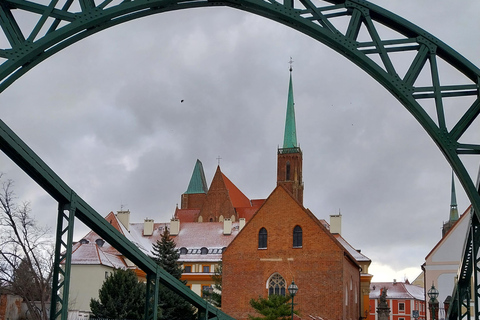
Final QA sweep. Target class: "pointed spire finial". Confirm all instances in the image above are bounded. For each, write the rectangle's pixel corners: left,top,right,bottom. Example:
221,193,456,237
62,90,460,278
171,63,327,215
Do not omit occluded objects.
450,171,459,222
283,61,297,149
289,57,294,72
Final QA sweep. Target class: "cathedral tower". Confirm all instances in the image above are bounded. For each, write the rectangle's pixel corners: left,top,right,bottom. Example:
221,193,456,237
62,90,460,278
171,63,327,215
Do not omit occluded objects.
442,172,459,236
181,159,208,209
277,65,303,204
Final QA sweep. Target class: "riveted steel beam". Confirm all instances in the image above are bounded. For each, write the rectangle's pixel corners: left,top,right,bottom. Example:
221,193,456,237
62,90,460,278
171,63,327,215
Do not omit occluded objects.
1,1,480,320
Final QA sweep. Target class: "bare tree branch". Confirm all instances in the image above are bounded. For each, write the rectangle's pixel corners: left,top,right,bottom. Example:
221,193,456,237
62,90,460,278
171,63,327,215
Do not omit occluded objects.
0,173,54,320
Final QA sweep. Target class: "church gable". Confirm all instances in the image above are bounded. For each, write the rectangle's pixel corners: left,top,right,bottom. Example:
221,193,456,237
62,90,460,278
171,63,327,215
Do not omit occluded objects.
226,185,345,258
197,166,236,222
427,206,470,263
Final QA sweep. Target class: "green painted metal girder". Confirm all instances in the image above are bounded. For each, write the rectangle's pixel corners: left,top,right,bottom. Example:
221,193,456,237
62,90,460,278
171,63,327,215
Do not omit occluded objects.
0,119,234,320
50,199,77,320
1,1,480,320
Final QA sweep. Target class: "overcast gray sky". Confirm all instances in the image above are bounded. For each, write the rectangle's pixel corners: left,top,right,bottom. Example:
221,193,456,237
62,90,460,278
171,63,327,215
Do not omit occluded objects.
1,0,479,283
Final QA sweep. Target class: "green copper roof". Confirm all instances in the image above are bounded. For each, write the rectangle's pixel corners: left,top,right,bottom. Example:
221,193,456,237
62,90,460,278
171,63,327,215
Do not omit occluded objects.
185,159,208,194
283,70,297,149
450,172,459,222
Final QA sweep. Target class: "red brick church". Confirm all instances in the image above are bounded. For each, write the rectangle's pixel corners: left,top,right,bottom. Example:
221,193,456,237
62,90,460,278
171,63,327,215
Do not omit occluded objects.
220,68,370,320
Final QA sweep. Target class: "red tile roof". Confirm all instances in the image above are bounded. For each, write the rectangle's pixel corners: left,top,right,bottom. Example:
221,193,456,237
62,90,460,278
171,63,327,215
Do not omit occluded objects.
221,172,252,208
236,207,258,221
175,208,200,222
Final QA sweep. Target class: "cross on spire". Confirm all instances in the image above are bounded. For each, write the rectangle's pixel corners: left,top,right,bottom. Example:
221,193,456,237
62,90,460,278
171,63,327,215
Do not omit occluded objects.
216,155,222,166
289,57,294,72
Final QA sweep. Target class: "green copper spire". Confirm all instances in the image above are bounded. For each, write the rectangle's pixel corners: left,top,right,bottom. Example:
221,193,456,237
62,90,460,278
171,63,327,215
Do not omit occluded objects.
283,65,297,149
450,172,459,222
185,159,208,194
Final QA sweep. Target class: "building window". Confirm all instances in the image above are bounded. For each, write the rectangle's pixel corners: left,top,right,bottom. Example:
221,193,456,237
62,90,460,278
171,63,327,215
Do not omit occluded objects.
202,265,210,273
179,247,188,255
201,285,212,297
258,228,267,249
286,161,291,180
200,247,208,254
293,225,302,247
399,302,405,313
268,273,286,296
184,265,192,273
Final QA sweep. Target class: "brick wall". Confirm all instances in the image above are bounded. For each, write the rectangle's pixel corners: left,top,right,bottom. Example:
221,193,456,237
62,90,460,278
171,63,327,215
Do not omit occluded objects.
198,168,236,222
181,193,206,210
222,186,359,320
277,151,303,204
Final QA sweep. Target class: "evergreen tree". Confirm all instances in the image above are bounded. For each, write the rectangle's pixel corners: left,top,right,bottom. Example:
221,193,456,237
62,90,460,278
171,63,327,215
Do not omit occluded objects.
248,294,298,320
90,268,146,319
151,227,196,320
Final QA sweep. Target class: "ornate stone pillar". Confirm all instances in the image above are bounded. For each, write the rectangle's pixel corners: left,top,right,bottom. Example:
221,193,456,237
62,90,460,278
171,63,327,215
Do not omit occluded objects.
377,288,390,320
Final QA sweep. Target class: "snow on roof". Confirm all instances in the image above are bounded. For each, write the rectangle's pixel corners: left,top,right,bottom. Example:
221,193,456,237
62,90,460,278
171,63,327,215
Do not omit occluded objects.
370,282,424,301
72,213,242,266
127,222,170,255
174,222,240,248
72,210,369,271
70,243,126,268
333,234,370,262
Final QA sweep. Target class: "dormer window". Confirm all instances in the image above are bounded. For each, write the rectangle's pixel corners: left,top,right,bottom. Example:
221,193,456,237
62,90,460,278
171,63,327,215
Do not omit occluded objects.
179,247,188,255
79,239,89,244
200,247,208,255
95,239,105,247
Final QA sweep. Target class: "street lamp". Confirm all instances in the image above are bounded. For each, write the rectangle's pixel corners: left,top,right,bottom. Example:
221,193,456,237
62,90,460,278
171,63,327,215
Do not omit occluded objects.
288,280,298,320
427,283,439,320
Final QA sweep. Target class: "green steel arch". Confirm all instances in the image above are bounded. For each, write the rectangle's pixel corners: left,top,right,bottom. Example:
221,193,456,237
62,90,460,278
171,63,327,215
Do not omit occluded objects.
0,0,479,319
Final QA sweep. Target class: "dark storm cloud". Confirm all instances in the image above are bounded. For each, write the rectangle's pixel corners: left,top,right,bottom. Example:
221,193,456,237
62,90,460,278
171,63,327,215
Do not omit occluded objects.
1,0,479,281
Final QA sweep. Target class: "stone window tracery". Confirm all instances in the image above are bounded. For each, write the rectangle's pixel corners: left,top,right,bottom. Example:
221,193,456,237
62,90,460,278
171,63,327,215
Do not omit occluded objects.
268,273,286,296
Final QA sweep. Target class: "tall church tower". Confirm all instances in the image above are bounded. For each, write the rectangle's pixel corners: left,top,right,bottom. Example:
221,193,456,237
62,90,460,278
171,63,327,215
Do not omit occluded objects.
277,64,304,204
442,172,459,236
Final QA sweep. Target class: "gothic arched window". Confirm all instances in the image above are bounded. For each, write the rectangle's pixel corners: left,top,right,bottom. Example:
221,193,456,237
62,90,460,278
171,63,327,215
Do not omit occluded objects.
258,228,267,249
293,225,302,248
268,273,286,296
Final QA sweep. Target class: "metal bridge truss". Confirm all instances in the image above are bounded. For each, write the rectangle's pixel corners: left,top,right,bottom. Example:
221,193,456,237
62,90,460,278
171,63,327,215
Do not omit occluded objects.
0,0,480,319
